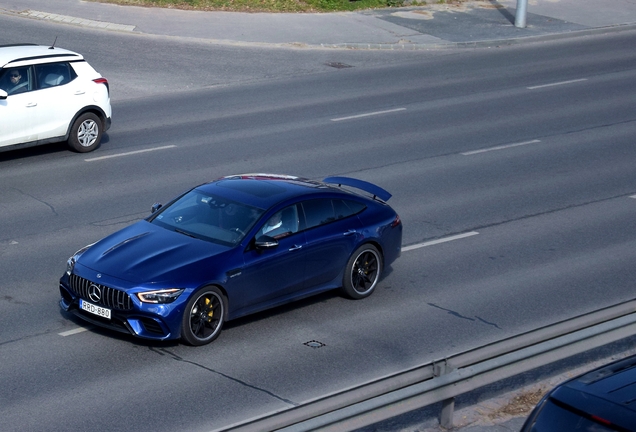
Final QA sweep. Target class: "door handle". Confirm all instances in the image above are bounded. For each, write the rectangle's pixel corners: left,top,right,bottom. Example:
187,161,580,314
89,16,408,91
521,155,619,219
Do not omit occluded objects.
289,245,303,251
343,229,357,236
74,90,86,95
26,102,37,107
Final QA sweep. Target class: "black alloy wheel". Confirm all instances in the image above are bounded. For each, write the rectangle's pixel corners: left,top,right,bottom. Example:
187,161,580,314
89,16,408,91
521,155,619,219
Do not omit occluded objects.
342,244,382,299
181,287,226,346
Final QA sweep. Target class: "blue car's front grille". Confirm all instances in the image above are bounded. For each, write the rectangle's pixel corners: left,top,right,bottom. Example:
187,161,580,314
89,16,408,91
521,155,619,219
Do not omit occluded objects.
69,274,134,310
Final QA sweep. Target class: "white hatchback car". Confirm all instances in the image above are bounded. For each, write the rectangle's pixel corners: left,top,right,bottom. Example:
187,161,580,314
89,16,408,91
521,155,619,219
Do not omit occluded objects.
0,44,111,153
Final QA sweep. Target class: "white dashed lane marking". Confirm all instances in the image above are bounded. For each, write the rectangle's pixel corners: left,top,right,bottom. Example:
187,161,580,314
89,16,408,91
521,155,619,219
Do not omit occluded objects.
85,145,176,162
331,108,406,122
59,326,92,337
402,231,479,252
527,78,588,90
461,140,541,156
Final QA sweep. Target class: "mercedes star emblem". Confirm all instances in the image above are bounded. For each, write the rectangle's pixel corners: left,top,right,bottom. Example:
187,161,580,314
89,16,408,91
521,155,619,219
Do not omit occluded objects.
88,284,102,303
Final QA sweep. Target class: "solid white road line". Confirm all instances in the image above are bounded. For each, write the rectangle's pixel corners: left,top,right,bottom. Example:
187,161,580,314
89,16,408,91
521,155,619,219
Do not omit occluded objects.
402,231,479,252
59,326,92,337
527,78,588,90
462,139,541,156
85,145,177,162
630,195,636,199
331,108,406,122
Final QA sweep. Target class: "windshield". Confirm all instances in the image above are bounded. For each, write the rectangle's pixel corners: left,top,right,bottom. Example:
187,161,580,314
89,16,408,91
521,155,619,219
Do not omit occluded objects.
150,189,264,246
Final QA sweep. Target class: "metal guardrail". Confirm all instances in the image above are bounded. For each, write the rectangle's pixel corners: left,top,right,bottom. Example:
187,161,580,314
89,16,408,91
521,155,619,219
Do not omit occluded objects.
216,299,636,432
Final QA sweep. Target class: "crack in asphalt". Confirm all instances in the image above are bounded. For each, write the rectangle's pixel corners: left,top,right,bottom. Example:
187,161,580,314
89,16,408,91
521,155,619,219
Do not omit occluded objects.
428,303,501,329
150,347,298,406
475,315,502,330
12,187,58,216
428,302,476,322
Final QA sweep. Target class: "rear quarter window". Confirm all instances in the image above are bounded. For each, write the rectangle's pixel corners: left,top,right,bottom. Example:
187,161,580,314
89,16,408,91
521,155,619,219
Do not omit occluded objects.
302,199,366,230
36,62,76,89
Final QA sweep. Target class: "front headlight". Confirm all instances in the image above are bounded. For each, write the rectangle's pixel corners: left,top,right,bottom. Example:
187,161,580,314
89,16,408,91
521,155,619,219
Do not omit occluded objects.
66,257,76,276
66,243,95,276
137,289,184,304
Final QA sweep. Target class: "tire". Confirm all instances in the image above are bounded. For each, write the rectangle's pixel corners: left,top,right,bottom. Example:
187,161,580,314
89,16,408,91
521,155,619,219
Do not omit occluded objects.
181,286,226,346
342,244,382,299
67,112,102,153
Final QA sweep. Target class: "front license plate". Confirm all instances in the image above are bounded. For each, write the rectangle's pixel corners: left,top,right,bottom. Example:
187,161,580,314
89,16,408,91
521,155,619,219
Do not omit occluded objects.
80,299,111,320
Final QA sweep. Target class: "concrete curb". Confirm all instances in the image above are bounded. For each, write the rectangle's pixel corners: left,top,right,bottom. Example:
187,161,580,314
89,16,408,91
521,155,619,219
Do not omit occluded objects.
19,10,136,32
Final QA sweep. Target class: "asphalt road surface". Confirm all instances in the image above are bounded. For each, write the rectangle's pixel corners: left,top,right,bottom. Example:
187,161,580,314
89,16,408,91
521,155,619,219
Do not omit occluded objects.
1,13,636,432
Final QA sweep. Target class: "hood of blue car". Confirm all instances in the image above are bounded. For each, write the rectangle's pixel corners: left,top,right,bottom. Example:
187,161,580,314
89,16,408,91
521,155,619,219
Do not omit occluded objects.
78,221,232,284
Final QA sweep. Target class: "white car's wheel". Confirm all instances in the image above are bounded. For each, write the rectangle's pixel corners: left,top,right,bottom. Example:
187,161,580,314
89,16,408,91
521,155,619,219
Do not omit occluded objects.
68,112,102,152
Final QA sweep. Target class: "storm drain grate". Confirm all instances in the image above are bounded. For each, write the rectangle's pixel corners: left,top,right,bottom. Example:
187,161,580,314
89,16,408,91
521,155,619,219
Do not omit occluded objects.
304,340,326,349
325,62,353,69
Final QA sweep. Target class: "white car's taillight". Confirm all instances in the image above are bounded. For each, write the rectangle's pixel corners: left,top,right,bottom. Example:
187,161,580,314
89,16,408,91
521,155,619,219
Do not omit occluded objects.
93,77,109,94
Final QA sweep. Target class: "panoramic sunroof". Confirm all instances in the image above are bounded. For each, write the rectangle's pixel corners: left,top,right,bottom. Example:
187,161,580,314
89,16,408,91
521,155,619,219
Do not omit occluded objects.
216,179,286,198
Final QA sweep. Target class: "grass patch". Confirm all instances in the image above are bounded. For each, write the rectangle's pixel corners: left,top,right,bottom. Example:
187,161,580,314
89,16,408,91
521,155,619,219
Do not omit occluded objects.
89,0,423,12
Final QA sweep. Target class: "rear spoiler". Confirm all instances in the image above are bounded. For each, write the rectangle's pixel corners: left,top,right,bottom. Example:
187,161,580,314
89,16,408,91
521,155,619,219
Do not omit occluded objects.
323,176,392,202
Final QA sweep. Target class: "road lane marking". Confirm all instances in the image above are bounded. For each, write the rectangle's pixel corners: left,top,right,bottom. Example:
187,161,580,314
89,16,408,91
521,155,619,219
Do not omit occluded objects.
402,231,479,252
331,108,406,122
85,145,177,162
527,78,588,90
630,195,636,199
462,139,541,156
59,326,92,337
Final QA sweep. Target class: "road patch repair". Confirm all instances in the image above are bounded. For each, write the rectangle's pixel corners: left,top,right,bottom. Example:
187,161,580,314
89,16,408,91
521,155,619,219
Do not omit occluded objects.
372,0,587,44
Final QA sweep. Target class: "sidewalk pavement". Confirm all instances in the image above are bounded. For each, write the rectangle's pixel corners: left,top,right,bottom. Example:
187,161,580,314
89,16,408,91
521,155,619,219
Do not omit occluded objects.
1,0,636,49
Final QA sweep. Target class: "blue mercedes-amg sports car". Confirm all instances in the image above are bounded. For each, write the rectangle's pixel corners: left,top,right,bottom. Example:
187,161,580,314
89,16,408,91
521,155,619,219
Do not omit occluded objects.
59,174,402,345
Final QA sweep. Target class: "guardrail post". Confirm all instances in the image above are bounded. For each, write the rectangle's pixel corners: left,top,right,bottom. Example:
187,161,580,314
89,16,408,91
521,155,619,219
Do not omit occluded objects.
440,397,455,429
434,360,455,428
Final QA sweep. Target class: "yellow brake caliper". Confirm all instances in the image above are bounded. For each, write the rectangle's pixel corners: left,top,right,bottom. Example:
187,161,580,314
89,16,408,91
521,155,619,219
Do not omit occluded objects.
206,297,214,322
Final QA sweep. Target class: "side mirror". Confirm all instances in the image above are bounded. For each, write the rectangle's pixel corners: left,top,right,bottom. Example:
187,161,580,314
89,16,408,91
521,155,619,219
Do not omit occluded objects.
0,89,7,100
151,203,162,214
254,236,278,250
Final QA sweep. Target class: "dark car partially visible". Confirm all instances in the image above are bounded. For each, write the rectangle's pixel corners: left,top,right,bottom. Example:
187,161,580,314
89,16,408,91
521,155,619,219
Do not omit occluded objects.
521,354,636,432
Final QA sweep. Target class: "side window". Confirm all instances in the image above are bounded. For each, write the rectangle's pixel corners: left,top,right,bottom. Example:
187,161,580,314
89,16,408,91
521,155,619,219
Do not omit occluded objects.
301,199,336,230
35,62,76,89
258,204,300,239
334,199,366,220
0,67,33,95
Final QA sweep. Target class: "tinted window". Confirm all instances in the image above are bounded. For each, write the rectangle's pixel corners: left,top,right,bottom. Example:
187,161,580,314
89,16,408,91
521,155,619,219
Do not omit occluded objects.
36,62,76,89
302,199,335,229
301,199,364,229
334,199,365,219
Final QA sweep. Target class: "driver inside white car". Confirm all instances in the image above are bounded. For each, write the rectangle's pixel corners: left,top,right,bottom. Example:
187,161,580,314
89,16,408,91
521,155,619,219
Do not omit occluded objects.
2,68,28,94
